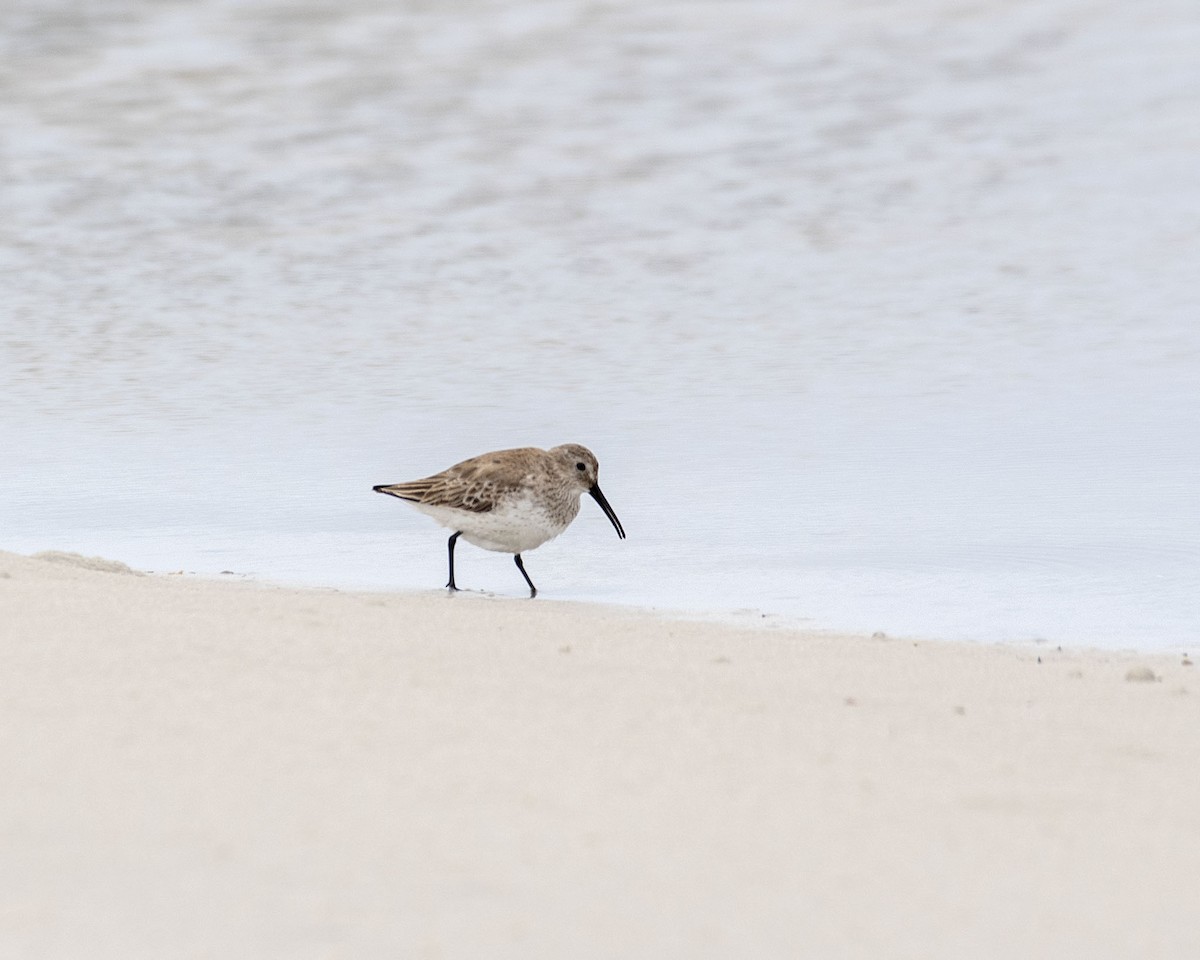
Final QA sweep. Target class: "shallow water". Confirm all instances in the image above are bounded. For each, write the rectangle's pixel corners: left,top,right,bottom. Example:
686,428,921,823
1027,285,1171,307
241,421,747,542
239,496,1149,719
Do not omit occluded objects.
3,0,1199,648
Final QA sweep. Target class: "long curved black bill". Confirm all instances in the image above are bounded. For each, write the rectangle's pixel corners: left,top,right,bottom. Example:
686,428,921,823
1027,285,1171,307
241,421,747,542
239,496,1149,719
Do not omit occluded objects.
588,484,626,539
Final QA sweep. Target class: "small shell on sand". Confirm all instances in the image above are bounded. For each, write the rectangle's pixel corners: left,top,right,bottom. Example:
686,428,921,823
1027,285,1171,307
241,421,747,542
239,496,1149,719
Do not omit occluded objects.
1124,666,1158,683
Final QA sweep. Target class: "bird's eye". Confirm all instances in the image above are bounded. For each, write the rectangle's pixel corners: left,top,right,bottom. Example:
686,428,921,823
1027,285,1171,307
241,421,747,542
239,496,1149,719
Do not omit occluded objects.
576,462,586,471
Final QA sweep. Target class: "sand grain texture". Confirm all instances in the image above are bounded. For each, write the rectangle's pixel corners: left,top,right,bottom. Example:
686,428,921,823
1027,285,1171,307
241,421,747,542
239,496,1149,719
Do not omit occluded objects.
1,550,1197,958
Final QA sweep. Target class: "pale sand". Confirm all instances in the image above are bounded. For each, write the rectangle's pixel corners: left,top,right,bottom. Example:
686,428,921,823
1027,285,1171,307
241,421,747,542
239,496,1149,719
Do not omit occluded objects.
2,550,1197,959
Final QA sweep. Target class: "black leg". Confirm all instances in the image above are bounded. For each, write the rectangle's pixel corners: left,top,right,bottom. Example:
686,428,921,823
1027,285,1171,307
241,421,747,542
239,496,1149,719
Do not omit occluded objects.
513,553,537,598
446,532,462,591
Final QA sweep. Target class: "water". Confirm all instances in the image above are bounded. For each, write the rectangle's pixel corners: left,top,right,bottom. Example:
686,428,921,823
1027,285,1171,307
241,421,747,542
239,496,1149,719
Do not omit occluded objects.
3,0,1198,649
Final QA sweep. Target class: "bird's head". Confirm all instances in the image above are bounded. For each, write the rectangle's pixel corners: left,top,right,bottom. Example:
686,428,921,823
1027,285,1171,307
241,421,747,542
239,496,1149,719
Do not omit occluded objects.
549,443,625,539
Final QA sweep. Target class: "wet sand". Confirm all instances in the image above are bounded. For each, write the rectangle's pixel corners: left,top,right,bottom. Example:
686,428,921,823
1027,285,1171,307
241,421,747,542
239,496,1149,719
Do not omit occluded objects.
3,549,1197,958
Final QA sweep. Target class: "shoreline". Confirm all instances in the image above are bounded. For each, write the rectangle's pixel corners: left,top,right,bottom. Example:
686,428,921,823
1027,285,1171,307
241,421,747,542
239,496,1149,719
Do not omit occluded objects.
30,548,1189,657
3,548,1197,957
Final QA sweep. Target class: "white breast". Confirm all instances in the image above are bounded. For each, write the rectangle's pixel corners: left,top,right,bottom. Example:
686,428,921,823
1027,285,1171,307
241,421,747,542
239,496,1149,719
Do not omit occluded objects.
415,494,581,554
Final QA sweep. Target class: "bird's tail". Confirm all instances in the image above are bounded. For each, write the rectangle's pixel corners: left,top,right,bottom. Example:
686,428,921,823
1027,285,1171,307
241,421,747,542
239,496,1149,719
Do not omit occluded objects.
372,481,431,502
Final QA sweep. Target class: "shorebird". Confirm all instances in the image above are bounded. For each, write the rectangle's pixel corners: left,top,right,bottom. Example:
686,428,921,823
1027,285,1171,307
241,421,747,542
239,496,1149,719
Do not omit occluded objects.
373,443,625,597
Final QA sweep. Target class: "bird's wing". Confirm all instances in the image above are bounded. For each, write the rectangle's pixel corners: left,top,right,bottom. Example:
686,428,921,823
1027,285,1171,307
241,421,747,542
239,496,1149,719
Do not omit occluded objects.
373,448,544,514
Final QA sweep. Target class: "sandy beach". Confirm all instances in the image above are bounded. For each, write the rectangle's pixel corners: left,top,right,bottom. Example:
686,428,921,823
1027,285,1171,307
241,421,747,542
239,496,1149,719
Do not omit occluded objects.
4,0,1197,954
2,549,1197,958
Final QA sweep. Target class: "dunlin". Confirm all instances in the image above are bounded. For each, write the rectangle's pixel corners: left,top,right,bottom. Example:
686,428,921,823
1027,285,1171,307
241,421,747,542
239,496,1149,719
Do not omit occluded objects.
373,443,625,597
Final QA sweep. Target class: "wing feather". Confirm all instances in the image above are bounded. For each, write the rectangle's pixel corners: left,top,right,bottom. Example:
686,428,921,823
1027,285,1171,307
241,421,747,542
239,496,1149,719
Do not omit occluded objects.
373,447,545,514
